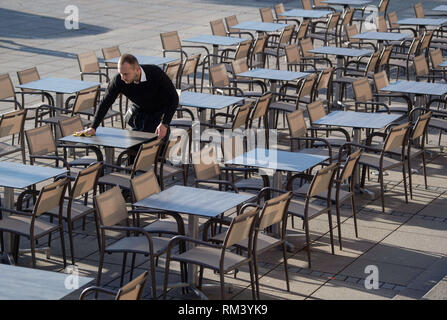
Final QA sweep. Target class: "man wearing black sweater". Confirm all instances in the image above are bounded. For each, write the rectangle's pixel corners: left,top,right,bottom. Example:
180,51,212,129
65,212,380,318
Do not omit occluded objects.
78,53,178,139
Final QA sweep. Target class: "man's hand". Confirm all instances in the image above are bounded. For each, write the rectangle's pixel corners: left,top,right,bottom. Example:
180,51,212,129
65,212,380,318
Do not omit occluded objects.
155,123,168,139
74,127,96,137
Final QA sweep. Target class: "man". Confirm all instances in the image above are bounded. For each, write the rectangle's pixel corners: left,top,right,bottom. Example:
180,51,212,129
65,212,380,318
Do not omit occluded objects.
77,53,178,139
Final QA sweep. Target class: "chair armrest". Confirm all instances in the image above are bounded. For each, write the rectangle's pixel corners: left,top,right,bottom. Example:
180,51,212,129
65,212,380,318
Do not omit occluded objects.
128,209,186,235
15,91,55,106
29,155,70,170
79,286,117,300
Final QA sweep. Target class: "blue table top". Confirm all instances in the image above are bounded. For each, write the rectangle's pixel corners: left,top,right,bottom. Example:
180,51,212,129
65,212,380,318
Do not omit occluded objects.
0,161,67,189
184,35,247,46
226,148,328,172
105,55,178,65
432,5,447,11
179,91,244,110
232,21,289,32
134,185,254,217
313,111,403,129
351,32,409,41
395,18,447,26
237,68,309,81
381,80,447,96
322,0,370,5
308,46,373,57
279,9,332,18
439,60,447,67
16,77,100,94
59,127,157,149
0,264,93,300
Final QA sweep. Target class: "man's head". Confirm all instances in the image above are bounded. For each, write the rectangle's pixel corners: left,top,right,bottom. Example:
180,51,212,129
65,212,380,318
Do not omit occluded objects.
118,54,140,84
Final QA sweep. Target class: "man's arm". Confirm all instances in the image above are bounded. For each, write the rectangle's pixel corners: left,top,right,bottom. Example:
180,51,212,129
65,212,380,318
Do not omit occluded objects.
91,77,121,129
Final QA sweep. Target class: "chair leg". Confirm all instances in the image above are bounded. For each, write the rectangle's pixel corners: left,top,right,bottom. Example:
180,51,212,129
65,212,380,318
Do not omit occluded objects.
68,221,75,265
59,227,67,268
198,266,204,290
129,253,136,282
422,151,428,189
220,269,226,300
120,253,127,287
335,200,343,250
402,162,408,204
253,252,260,300
304,219,312,269
149,254,157,299
248,261,256,300
327,210,335,255
282,243,290,292
408,156,413,200
379,170,385,212
30,236,37,268
351,195,359,238
162,256,171,300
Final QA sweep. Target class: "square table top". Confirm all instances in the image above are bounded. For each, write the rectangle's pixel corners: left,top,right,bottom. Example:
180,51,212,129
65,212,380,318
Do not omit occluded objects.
395,18,447,26
313,111,403,129
179,91,244,110
237,68,309,82
432,5,447,11
0,264,93,300
351,32,409,41
226,148,328,173
381,80,447,96
322,0,371,5
439,60,447,67
105,55,178,66
0,162,67,189
134,185,254,218
59,127,157,149
16,77,100,94
232,21,289,33
183,35,247,46
308,46,373,57
279,9,332,19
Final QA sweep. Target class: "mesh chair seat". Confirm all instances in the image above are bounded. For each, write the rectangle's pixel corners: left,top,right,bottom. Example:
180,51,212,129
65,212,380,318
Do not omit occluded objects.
105,235,170,256
211,231,280,252
0,215,57,238
288,199,329,219
359,152,402,170
68,155,99,167
98,173,133,189
429,118,447,130
170,245,247,272
294,184,353,202
0,143,21,157
47,201,94,220
41,115,92,127
157,163,183,179
144,217,189,234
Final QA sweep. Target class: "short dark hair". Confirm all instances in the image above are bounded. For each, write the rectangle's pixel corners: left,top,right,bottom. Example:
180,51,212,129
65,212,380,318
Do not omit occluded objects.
118,53,139,67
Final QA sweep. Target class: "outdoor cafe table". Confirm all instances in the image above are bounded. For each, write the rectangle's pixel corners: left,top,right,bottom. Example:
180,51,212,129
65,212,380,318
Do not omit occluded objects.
351,32,410,50
232,21,289,33
183,35,248,64
279,9,332,19
236,68,310,128
58,127,157,169
313,110,403,197
432,5,447,12
0,161,67,257
308,46,373,101
104,55,178,66
438,60,447,67
0,263,93,299
322,0,371,9
395,18,447,33
133,185,255,287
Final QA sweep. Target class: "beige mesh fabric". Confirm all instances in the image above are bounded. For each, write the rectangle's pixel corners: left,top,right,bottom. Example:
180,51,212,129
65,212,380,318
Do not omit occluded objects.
377,15,387,32
59,115,84,136
222,134,245,162
210,64,230,87
365,51,380,74
296,21,309,41
130,170,161,202
379,46,393,68
165,60,182,84
430,49,443,68
300,38,314,58
287,109,307,138
102,46,121,61
182,54,201,77
346,24,359,44
414,55,429,76
252,33,268,55
387,12,399,28
414,2,424,18
299,73,317,98
328,13,341,30
420,32,433,51
309,163,338,197
34,178,69,217
232,58,249,75
193,146,220,180
301,0,312,10
379,0,389,13
0,73,15,100
411,112,432,140
0,110,26,138
384,122,410,152
353,77,373,102
342,9,354,26
374,71,389,91
72,162,102,198
25,125,57,156
314,0,328,5
274,3,285,15
17,67,40,92
210,19,227,36
307,100,326,123
133,140,161,173
225,15,239,32
232,103,251,130
77,51,100,73
160,31,182,51
340,149,362,182
285,44,301,64
317,67,333,91
116,271,148,300
94,186,129,226
258,192,292,230
280,25,295,45
251,93,271,121
235,40,252,60
259,7,275,23
72,88,100,113
409,37,422,55
225,209,257,248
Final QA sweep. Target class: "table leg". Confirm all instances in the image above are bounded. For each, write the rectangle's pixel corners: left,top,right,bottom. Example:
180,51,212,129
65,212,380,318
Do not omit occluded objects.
187,215,198,286
4,187,15,257
268,80,277,129
104,147,115,173
335,56,343,102
212,45,218,65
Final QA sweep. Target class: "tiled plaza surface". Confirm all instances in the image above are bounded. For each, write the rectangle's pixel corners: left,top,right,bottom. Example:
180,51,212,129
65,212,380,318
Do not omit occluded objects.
0,0,446,300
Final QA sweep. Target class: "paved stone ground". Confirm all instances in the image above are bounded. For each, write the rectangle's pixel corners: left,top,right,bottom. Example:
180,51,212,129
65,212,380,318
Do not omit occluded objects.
0,0,446,300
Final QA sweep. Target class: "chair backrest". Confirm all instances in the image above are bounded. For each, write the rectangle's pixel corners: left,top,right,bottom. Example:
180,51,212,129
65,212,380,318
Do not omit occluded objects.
411,111,432,140
316,67,334,91
387,11,399,29
59,115,84,137
72,162,103,198
257,191,292,236
365,50,381,74
72,87,100,114
279,25,295,46
342,8,355,26
0,73,16,100
408,36,422,56
165,60,182,87
160,31,182,51
77,51,100,73
232,103,252,130
25,125,57,156
327,12,341,30
251,33,269,55
298,72,317,100
299,38,314,58
419,31,433,53
377,15,387,32
231,58,249,77
209,64,230,87
285,43,302,65
352,77,373,102
379,45,393,68
286,109,308,139
0,109,26,138
193,145,220,180
235,40,252,60
413,54,429,76
222,134,245,163
338,149,362,183
132,139,162,176
102,46,121,68
94,186,129,227
33,178,70,217
414,2,424,18
346,24,359,44
260,7,275,23
210,19,227,36
378,0,390,14
274,3,285,17
225,15,239,32
130,169,161,202
250,92,272,125
306,100,326,124
301,0,312,10
181,53,201,78
314,0,329,6
430,48,443,68
383,122,411,153
17,67,40,92
116,271,149,300
373,70,390,91
307,162,338,198
296,20,309,41
223,205,258,249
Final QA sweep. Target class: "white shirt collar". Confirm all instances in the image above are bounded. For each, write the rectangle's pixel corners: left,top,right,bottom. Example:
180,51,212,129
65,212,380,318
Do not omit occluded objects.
134,66,147,84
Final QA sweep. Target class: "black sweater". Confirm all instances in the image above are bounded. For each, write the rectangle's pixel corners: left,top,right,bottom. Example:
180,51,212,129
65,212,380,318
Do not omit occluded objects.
92,64,178,129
